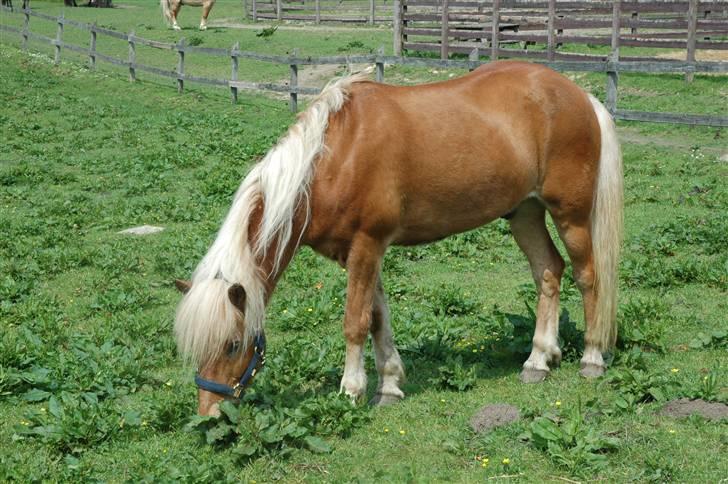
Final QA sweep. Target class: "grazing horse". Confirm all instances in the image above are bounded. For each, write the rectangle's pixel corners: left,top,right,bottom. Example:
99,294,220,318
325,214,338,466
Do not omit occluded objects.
175,61,623,417
161,0,215,31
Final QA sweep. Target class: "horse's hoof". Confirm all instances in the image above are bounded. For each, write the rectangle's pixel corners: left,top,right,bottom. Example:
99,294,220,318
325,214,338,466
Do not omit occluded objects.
520,368,549,383
579,363,605,379
173,26,181,31
369,393,403,407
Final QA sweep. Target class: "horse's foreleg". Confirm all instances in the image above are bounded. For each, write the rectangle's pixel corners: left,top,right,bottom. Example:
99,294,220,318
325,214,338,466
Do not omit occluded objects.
369,275,405,406
509,199,565,383
199,1,212,30
340,234,385,403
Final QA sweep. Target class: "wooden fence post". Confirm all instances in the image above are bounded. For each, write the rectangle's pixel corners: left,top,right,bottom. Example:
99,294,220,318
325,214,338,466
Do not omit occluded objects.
54,12,64,65
128,30,136,82
393,0,403,56
468,46,479,71
686,0,698,83
376,46,384,82
242,0,247,20
89,23,97,69
252,0,257,21
289,49,298,112
606,0,621,116
230,41,239,104
547,0,555,61
276,0,282,21
369,0,375,25
440,0,449,60
491,0,500,61
177,37,185,93
315,0,320,24
21,6,29,50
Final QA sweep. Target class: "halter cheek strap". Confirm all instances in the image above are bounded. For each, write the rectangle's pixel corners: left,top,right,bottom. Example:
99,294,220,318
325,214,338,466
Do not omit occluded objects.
194,333,266,399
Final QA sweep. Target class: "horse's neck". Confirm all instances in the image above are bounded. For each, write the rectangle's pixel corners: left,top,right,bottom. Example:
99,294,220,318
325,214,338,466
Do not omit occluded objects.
252,204,307,303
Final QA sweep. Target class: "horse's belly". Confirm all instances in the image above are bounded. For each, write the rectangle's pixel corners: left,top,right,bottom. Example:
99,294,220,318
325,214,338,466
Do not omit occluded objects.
393,184,523,245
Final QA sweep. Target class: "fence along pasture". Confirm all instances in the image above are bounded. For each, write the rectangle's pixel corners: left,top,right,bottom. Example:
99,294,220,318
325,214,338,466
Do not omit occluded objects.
0,4,726,127
396,0,728,62
247,0,390,24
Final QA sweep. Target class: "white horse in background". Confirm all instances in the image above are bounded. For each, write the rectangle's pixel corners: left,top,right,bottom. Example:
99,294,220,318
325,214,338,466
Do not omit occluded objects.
161,0,215,31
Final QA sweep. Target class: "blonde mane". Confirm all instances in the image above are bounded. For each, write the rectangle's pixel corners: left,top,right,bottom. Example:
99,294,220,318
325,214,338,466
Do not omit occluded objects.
175,70,372,366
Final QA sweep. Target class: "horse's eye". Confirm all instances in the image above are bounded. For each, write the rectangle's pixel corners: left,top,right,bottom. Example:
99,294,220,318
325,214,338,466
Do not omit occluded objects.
227,340,241,357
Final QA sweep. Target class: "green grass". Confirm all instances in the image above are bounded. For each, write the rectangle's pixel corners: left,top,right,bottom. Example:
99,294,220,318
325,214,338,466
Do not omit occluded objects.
1,22,727,483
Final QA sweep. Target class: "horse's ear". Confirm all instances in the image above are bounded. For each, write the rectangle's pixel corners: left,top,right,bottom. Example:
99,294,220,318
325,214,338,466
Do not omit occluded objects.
175,279,192,294
228,284,246,312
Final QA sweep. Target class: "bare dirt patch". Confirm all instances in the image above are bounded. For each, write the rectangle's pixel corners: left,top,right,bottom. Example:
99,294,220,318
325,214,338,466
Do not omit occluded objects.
656,49,728,62
659,398,728,421
470,404,521,433
209,18,385,33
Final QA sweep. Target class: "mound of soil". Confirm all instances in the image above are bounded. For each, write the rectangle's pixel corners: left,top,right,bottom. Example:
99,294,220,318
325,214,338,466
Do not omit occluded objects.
659,398,728,421
470,404,520,434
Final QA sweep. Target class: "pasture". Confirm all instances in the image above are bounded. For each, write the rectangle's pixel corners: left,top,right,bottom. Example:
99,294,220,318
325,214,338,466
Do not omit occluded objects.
1,2,727,481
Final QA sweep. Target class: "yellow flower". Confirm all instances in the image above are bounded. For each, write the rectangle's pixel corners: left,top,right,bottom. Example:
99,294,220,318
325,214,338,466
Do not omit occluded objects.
399,429,406,435
668,429,676,434
555,401,562,407
671,368,679,373
384,428,389,433
502,458,510,465
440,399,446,403
307,308,313,312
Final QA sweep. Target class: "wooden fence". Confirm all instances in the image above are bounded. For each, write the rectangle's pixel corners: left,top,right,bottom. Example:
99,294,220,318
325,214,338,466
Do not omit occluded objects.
396,0,728,62
246,0,391,24
1,5,726,126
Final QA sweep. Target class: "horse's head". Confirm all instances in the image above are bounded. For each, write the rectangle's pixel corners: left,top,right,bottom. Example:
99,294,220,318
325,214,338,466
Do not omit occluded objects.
174,279,265,416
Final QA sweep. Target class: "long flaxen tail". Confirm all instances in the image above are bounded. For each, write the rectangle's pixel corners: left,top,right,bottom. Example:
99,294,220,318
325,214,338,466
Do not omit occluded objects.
588,95,623,352
160,0,173,25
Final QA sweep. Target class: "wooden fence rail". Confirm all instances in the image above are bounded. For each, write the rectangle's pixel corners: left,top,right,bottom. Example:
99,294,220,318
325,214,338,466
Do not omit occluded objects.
1,5,726,127
397,0,728,63
247,0,391,24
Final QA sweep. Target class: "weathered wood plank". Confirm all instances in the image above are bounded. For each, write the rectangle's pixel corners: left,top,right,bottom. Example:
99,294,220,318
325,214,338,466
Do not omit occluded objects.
615,109,728,127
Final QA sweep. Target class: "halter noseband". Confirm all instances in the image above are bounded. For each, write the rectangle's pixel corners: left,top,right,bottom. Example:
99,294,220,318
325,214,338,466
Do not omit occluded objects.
194,333,266,399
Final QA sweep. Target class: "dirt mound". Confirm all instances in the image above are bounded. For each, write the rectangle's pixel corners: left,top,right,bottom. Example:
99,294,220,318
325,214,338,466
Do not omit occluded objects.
470,404,521,434
659,398,728,421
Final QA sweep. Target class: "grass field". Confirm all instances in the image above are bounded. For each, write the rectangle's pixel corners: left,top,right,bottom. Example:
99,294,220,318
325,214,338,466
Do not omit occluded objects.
1,5,728,481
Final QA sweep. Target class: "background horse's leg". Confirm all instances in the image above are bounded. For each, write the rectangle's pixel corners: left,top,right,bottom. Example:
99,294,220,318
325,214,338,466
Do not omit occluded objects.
509,199,565,383
340,234,386,402
199,0,213,30
171,0,182,30
369,275,405,406
553,218,604,377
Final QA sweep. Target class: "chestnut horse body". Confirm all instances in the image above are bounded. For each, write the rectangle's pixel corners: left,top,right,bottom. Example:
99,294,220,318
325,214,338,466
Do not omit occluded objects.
175,61,623,416
161,0,215,30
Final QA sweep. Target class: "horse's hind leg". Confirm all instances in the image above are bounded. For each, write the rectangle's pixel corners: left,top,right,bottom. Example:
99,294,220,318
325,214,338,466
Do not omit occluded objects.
509,199,565,383
199,0,212,30
171,0,182,30
551,217,604,378
369,275,405,406
340,234,387,402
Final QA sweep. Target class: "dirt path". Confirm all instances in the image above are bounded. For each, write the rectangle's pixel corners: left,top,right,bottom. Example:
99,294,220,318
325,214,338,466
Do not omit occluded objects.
618,126,726,157
209,17,386,33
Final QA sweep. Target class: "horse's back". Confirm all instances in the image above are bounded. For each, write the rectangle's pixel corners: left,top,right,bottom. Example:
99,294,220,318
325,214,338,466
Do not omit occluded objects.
306,61,601,251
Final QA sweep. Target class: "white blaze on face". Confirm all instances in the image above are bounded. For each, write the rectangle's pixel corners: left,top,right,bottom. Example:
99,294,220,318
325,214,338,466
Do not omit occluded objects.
208,402,221,417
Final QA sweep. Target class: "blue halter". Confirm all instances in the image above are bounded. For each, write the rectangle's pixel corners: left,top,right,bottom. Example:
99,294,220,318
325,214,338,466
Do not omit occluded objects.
194,333,266,399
